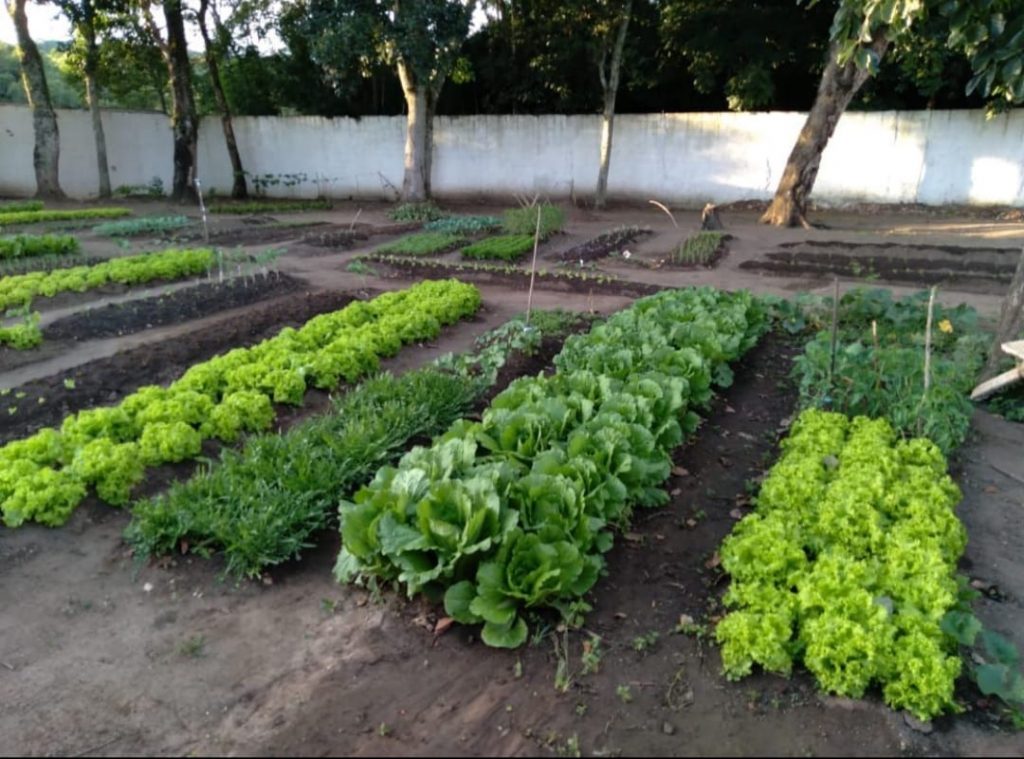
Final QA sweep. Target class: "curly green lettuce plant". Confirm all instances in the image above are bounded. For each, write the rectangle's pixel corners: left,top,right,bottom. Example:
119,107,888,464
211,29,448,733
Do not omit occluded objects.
715,409,966,721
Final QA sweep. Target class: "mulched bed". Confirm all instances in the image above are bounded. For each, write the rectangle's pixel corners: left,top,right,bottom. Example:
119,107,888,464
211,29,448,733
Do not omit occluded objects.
553,227,651,263
0,290,365,444
740,240,1019,292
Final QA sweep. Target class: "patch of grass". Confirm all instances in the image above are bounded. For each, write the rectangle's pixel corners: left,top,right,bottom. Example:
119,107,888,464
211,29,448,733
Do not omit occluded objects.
177,634,206,658
461,234,535,262
388,201,445,222
376,232,465,256
93,215,191,237
503,203,564,237
208,199,332,215
345,259,378,276
673,231,725,265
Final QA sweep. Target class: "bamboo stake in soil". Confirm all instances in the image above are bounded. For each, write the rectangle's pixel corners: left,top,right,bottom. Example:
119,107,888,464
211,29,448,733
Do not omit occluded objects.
195,178,210,245
524,205,543,326
923,286,937,397
828,277,840,396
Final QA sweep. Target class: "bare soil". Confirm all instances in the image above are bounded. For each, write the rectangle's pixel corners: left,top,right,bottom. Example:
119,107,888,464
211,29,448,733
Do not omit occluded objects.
0,199,1022,757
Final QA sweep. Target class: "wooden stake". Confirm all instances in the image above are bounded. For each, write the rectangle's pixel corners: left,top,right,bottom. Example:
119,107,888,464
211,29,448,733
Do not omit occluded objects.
828,277,840,392
923,286,937,396
194,177,210,245
525,205,542,326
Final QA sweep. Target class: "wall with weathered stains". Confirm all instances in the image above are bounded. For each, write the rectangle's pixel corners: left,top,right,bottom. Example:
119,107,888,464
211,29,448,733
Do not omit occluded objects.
2,105,1022,207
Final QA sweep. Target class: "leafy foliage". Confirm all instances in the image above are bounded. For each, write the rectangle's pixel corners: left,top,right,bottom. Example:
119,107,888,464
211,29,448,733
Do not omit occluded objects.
336,287,768,647
423,215,502,234
0,280,482,529
461,235,536,262
126,308,577,578
376,232,465,256
388,202,446,222
208,199,332,214
93,215,191,237
673,231,725,265
0,199,44,213
715,409,965,721
789,288,988,453
0,234,79,260
0,207,131,226
503,204,565,237
0,248,215,311
0,312,42,349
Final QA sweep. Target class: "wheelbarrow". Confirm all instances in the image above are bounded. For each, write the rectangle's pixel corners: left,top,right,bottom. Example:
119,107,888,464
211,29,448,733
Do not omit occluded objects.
971,340,1024,401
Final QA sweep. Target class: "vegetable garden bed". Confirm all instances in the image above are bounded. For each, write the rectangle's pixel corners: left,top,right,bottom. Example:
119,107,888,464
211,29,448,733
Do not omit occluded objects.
359,253,664,298
740,240,1019,293
0,273,304,372
0,290,361,444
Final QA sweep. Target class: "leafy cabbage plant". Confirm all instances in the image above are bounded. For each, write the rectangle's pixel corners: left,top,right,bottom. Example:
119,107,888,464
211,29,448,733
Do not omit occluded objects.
336,287,769,647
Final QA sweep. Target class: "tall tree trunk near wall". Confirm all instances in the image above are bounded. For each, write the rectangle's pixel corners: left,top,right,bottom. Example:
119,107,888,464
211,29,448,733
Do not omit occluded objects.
983,249,1024,378
198,0,247,199
82,20,111,199
595,0,631,210
398,61,429,202
760,35,890,228
162,0,198,203
7,0,63,198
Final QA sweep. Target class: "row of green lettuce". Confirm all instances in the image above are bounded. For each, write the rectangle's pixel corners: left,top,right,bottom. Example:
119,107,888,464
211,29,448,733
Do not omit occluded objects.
334,287,769,648
0,280,481,529
126,310,586,578
715,410,966,721
0,248,214,311
0,207,130,227
0,234,79,261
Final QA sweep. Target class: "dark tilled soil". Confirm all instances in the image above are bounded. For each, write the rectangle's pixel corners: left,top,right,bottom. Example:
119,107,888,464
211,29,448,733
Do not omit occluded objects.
740,242,1021,293
44,273,301,342
0,290,362,444
552,228,652,263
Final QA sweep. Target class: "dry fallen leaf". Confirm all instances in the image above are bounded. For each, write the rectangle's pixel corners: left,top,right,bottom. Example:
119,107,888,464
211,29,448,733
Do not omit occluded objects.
704,553,721,569
729,508,745,520
671,466,690,477
434,617,454,636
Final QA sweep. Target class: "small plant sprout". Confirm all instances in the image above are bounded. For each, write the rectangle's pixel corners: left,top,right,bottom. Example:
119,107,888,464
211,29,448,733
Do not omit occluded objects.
580,633,603,675
632,630,660,654
177,634,206,658
616,684,633,704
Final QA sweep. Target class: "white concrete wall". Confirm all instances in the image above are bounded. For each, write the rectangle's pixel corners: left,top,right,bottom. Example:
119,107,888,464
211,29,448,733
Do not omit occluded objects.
2,104,1023,207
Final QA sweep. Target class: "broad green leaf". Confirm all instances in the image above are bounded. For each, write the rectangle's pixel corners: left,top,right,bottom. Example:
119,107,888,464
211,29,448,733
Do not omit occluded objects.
481,617,528,649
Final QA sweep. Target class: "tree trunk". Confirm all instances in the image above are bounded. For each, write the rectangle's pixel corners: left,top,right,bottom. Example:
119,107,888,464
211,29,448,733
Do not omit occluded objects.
7,0,63,198
595,0,631,210
198,0,247,199
398,61,429,202
760,35,890,227
162,0,198,203
983,248,1024,378
82,18,111,199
